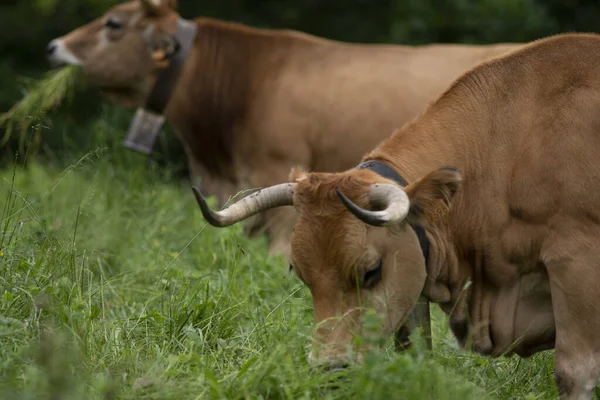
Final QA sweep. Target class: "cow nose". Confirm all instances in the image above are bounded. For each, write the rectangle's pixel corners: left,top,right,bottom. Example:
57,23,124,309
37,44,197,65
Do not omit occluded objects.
46,40,58,56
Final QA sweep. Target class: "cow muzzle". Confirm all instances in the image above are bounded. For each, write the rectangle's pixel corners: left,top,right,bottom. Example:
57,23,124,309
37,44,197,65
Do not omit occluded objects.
46,39,81,67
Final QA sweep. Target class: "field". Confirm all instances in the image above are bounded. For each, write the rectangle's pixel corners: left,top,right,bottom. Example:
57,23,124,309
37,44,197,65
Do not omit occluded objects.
0,127,564,399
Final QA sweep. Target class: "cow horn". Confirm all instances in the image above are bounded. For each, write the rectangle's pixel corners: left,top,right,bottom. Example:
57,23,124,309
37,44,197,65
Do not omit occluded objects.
336,183,410,226
192,183,296,227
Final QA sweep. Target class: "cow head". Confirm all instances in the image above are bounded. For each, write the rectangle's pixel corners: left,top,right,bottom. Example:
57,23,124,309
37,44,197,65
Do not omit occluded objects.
192,165,462,368
46,0,181,108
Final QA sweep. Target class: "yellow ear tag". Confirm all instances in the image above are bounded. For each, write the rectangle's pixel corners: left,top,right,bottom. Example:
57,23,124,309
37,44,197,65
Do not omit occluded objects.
425,199,450,223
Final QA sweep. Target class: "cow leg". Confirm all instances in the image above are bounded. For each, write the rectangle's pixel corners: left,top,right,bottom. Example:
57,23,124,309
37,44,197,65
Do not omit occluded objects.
187,160,203,191
254,207,296,263
181,144,204,190
395,296,432,351
185,156,239,208
247,159,307,263
410,296,432,350
545,235,600,400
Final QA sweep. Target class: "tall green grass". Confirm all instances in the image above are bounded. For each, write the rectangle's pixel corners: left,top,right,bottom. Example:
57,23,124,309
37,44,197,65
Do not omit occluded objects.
0,65,80,156
0,116,564,399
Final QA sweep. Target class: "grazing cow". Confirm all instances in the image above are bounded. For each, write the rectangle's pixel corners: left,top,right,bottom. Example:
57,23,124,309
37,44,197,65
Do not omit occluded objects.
192,33,600,399
45,0,520,260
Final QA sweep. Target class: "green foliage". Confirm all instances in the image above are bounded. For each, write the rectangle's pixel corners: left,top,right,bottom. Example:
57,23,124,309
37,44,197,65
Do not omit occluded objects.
390,0,558,45
0,132,564,399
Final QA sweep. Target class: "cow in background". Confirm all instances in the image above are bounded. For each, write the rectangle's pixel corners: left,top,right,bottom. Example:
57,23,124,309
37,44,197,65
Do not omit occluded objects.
46,0,521,260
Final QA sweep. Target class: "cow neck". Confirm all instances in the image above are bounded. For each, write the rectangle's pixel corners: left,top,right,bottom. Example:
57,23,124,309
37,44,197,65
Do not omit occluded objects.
166,20,262,182
356,160,430,265
123,17,197,155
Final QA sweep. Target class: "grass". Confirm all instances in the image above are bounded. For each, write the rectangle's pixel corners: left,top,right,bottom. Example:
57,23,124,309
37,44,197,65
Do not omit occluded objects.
0,65,80,155
0,110,564,399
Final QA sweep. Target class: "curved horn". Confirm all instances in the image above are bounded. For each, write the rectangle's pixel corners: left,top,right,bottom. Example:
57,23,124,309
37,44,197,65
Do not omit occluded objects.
192,183,295,227
336,183,410,226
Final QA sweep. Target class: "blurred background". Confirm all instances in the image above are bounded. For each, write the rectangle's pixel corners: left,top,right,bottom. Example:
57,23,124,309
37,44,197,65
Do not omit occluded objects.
0,0,596,175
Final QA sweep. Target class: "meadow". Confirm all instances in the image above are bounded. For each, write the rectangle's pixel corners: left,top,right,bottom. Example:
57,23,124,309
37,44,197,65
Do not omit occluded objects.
0,110,569,400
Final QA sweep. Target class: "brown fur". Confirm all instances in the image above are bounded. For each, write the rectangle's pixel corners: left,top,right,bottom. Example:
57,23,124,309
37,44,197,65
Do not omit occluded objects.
47,0,522,260
287,33,600,399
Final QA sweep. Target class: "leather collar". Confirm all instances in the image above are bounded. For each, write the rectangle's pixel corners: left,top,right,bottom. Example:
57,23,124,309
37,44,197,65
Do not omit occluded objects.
123,17,197,155
356,160,430,265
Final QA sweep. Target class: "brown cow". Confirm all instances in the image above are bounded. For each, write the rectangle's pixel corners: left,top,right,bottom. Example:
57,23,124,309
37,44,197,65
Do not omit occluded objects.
45,0,520,260
192,33,600,399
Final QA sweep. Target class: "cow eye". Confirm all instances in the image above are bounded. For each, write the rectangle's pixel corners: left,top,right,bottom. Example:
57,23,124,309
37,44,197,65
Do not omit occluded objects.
104,17,122,30
362,259,383,289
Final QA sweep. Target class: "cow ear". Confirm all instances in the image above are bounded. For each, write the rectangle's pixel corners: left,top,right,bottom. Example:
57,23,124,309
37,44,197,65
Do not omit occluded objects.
404,167,462,226
140,0,176,15
290,166,309,182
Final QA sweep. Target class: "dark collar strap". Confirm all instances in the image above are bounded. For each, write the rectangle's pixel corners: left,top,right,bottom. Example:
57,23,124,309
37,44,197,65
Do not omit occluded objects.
356,160,430,265
145,18,197,114
123,18,197,156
